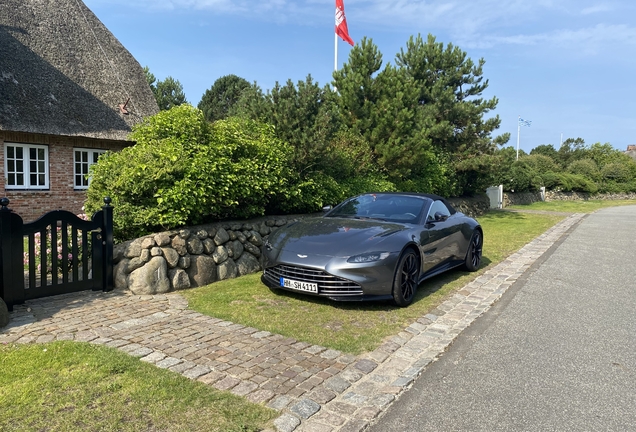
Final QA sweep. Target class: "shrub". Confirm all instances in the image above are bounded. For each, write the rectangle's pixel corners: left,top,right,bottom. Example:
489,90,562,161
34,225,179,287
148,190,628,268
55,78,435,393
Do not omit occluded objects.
501,161,535,192
321,130,376,180
556,173,598,194
86,106,292,240
567,159,600,182
267,172,346,214
539,171,561,189
600,162,632,183
341,174,396,197
523,154,560,173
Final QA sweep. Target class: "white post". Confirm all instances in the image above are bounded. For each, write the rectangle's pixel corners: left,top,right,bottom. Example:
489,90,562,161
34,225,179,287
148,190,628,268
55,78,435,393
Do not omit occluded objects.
516,115,521,160
334,33,338,71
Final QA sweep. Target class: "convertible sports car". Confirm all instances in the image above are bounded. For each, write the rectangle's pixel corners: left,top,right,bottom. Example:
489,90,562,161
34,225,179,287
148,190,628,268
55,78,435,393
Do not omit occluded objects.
261,192,483,307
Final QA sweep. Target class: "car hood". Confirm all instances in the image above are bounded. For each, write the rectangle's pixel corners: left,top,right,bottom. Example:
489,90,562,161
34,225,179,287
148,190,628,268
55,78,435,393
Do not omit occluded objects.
268,217,409,258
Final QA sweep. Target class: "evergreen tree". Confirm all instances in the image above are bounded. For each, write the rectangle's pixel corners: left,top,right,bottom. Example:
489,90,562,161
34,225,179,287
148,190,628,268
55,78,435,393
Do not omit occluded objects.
233,75,340,175
557,137,587,167
333,38,438,182
198,74,251,122
395,34,508,158
530,144,559,161
154,77,187,111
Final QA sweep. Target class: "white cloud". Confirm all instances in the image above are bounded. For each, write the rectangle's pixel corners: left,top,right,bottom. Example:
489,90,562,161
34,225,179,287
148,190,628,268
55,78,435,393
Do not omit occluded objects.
467,23,636,52
581,4,613,15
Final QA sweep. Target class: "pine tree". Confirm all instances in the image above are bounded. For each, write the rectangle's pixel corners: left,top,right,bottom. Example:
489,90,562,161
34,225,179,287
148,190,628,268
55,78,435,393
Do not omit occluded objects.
198,74,251,122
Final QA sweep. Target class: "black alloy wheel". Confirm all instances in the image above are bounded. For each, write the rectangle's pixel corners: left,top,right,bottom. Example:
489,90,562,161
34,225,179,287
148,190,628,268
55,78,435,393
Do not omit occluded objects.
464,230,483,271
393,250,420,307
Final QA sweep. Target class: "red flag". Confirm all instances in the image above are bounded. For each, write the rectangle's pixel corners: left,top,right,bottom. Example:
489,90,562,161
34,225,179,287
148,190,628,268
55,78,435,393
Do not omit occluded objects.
335,0,354,46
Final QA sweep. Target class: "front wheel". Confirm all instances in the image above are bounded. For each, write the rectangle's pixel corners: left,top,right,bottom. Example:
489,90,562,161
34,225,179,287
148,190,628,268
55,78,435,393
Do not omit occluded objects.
464,230,483,271
392,250,420,307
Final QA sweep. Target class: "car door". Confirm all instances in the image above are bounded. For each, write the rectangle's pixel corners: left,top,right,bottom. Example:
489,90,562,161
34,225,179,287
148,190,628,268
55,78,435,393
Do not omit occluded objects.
420,200,463,273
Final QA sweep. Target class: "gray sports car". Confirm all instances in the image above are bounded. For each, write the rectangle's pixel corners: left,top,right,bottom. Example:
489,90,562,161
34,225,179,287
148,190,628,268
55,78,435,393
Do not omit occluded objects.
261,192,483,306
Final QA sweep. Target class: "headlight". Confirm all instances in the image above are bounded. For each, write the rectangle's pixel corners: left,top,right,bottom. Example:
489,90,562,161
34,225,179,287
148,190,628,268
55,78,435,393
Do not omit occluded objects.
347,252,390,263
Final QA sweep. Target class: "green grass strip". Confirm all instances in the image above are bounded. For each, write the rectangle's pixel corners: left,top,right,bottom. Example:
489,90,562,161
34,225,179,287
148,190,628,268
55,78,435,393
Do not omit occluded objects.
0,342,276,432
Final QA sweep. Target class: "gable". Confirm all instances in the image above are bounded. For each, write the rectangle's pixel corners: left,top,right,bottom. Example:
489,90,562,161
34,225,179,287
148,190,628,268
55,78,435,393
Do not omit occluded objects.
0,0,159,141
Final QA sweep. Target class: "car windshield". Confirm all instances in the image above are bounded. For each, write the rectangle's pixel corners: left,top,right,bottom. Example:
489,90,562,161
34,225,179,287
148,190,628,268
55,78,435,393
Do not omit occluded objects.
326,194,427,223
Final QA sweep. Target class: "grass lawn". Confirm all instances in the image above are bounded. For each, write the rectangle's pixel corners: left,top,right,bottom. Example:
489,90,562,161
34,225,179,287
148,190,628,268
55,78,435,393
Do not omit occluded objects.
507,199,636,213
183,210,566,354
0,341,276,432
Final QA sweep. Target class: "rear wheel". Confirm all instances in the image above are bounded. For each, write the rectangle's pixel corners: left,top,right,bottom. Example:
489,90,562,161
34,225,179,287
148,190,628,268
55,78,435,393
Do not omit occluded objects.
464,230,483,271
392,250,420,307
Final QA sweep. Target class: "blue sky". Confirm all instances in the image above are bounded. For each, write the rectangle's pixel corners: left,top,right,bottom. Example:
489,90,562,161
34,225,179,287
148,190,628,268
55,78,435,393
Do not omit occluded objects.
84,0,636,154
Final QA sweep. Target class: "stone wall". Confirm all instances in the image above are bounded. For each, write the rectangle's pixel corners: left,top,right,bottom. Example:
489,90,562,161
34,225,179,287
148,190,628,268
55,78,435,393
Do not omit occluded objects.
503,191,543,207
502,190,636,205
113,195,491,295
113,215,310,295
447,195,490,217
545,191,636,201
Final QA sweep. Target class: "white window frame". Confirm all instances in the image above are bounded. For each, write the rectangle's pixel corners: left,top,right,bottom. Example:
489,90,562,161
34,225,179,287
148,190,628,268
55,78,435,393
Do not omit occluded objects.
74,148,106,190
4,142,49,190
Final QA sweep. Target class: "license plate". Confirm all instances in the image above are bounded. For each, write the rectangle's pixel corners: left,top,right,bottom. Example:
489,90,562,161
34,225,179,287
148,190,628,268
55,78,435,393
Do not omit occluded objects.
280,277,318,293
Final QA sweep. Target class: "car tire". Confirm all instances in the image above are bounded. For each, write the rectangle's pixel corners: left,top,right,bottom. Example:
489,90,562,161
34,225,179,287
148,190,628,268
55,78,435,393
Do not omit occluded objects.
392,250,420,307
464,230,483,271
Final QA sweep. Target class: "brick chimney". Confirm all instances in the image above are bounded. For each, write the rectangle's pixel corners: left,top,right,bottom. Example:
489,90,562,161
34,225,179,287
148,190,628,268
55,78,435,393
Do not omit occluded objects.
627,145,636,151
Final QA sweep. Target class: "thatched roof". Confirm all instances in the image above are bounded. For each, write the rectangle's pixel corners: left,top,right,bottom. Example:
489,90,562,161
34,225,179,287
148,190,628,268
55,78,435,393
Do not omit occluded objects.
0,0,159,141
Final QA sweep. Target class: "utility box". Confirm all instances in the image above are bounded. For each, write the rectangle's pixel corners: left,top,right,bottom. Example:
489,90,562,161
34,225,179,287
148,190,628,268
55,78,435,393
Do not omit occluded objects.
486,185,503,209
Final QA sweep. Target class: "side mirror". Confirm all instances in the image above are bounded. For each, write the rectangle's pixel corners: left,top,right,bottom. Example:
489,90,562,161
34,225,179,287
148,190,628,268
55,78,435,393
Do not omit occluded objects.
322,205,333,212
434,211,448,222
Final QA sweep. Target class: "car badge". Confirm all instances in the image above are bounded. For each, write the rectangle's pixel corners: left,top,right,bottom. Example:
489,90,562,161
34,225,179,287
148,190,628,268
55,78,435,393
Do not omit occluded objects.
297,254,308,258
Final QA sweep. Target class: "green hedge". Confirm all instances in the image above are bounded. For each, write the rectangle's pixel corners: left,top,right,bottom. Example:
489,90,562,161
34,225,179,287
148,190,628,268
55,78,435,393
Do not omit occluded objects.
86,105,292,239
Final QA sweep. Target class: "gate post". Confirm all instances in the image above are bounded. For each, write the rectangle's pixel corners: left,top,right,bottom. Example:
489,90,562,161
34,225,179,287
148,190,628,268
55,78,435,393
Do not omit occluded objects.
0,198,25,311
101,197,114,292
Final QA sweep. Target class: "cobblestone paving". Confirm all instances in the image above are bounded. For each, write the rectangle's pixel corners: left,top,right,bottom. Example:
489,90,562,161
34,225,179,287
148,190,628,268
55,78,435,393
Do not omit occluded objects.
1,214,584,432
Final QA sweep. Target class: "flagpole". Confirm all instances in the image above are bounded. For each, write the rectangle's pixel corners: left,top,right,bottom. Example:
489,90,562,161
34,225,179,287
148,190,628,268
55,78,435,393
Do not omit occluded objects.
334,32,338,71
516,115,521,160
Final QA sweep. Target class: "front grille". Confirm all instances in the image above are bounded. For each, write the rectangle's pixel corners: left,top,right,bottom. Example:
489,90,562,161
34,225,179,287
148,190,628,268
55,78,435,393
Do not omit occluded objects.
264,265,363,296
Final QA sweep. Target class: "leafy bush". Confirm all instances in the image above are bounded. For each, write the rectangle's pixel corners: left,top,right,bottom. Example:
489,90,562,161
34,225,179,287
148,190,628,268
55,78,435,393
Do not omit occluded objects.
556,173,598,194
523,154,560,173
603,181,636,194
267,172,346,214
502,163,534,192
539,171,561,189
86,106,292,239
340,174,396,197
321,130,377,180
568,159,600,181
600,162,632,183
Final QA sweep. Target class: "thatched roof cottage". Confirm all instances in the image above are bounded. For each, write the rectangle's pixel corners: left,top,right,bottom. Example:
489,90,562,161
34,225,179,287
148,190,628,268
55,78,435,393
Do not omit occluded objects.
0,0,159,221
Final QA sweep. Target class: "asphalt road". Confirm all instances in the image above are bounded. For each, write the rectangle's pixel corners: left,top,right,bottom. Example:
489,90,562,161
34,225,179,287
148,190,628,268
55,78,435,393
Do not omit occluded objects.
368,205,636,432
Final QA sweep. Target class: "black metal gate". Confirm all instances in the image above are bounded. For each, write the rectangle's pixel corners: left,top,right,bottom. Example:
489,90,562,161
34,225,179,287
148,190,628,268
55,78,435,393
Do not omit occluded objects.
0,197,114,311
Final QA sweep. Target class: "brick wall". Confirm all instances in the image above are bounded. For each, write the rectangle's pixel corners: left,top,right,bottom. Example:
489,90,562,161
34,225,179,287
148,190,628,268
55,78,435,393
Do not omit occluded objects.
0,131,131,222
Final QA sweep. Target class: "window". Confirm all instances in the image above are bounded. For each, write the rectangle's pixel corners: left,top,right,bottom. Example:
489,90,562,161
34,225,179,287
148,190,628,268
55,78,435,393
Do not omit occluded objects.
74,148,105,189
4,143,49,189
427,200,451,222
